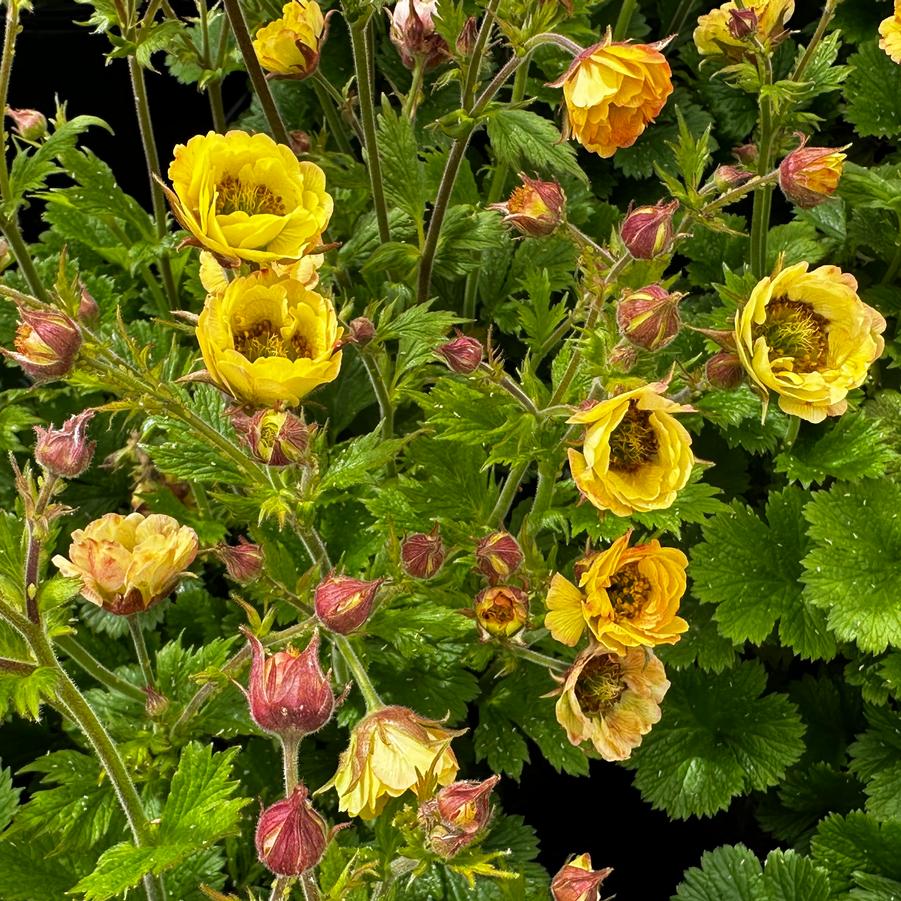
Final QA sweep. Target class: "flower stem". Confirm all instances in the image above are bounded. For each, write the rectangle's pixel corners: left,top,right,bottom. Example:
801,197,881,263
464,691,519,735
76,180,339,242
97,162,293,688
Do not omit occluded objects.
478,363,538,416
280,733,301,793
790,0,838,83
749,56,776,279
56,634,147,702
311,77,354,156
403,56,426,120
331,634,382,712
0,218,49,304
489,460,529,525
23,473,59,623
207,79,227,131
613,0,637,40
783,415,801,449
300,873,322,901
510,645,567,672
461,0,501,109
358,350,395,441
127,615,155,688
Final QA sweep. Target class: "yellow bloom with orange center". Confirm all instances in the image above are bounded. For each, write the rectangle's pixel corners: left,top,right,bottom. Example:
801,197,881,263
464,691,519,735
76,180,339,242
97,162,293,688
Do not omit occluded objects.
253,0,325,78
555,39,673,159
325,706,462,819
694,0,794,58
198,251,323,295
734,262,886,423
52,512,198,616
545,530,688,653
165,130,332,264
567,382,694,517
552,645,669,761
880,2,901,64
196,268,343,407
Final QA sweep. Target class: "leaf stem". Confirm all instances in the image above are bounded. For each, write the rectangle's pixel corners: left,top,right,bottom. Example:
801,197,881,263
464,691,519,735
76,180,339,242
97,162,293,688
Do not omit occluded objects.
489,460,529,525
478,362,538,416
331,633,382,712
311,77,354,156
56,634,147,702
127,614,155,688
403,56,426,120
790,0,838,83
509,645,567,672
461,0,501,109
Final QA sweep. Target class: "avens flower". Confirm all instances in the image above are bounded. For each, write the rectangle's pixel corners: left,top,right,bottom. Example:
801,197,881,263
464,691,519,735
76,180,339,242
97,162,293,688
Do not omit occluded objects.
694,0,793,59
34,410,96,478
5,107,47,140
217,537,264,584
551,853,613,901
233,408,315,466
474,586,529,640
256,784,328,875
314,573,383,634
778,138,847,209
3,306,81,383
253,0,327,79
616,285,682,351
475,531,523,584
437,333,483,374
620,200,678,259
879,1,901,63
706,351,744,389
489,174,566,237
388,0,449,70
401,527,445,579
420,775,499,858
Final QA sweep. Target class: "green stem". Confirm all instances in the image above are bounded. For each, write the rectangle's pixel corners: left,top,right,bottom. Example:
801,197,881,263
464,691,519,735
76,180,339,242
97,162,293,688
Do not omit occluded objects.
127,615,155,688
527,461,557,529
280,733,300,793
489,460,529,525
300,873,322,901
612,0,637,40
23,473,59,623
478,362,538,415
311,77,354,156
703,170,779,214
461,0,501,108
0,218,49,303
0,0,19,199
510,645,567,672
269,877,292,901
359,350,395,442
56,634,147,702
749,57,775,278
783,415,801,449
403,57,426,120
331,634,382,712
790,0,838,83
207,79,227,131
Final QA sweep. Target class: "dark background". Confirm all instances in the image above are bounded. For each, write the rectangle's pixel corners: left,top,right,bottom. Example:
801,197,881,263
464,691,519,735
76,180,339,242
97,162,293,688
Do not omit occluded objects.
7,2,778,897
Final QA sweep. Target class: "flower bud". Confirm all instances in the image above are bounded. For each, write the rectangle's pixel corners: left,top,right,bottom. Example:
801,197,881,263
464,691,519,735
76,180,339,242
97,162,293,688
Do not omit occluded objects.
5,107,47,141
233,408,314,466
245,629,334,738
256,784,328,876
388,0,449,70
33,409,96,478
475,531,523,584
705,351,744,389
314,573,383,634
608,341,638,373
401,526,445,579
620,199,678,259
616,284,682,352
420,775,500,858
0,238,13,273
437,333,483,374
712,164,753,192
3,306,81,383
456,16,478,56
144,685,170,719
489,174,566,238
778,139,847,209
289,130,311,155
347,316,376,346
727,7,758,40
78,285,100,324
217,537,264,584
551,853,612,901
734,143,758,165
474,586,528,640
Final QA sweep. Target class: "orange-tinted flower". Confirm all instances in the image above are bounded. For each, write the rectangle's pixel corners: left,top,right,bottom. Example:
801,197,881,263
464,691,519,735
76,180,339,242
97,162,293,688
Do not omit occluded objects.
489,174,566,237
778,140,847,209
421,775,499,858
474,585,529,639
879,1,901,63
3,307,81,383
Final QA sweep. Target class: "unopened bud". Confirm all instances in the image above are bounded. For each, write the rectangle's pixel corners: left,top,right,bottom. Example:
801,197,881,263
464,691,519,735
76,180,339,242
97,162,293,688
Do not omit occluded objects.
474,586,528,640
289,130,311,155
727,7,758,40
620,200,678,259
144,685,170,719
233,408,315,466
388,0,449,70
489,174,566,238
217,537,264,584
244,629,334,738
0,238,12,273
456,16,478,56
608,340,638,372
551,853,613,901
733,143,758,165
420,775,500,858
705,351,744,389
348,316,376,346
437,333,483,374
314,573,383,634
256,784,328,876
3,306,81,383
616,285,682,352
5,107,47,141
401,526,445,579
78,286,100,324
33,409,95,478
475,532,523,584
778,138,847,209
713,164,754,192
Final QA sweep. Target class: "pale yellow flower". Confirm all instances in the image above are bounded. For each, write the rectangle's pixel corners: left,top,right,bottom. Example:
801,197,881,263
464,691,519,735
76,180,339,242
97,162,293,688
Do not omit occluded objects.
694,0,794,58
198,251,322,295
734,262,886,423
879,2,901,64
253,0,325,78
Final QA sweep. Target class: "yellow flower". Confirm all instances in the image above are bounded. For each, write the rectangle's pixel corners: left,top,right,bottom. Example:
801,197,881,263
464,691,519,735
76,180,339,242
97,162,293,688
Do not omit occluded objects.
552,645,669,761
555,39,673,159
326,706,462,819
694,0,794,58
545,530,688,653
165,130,333,264
196,268,343,408
198,251,322,295
253,0,325,78
734,262,886,423
52,512,198,616
879,1,901,64
567,382,694,517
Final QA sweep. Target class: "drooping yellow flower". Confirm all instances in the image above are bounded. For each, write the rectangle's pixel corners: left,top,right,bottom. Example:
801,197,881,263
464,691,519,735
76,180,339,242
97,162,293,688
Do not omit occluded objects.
734,262,886,423
52,512,198,616
545,530,688,653
325,706,462,819
165,130,333,264
553,38,673,159
879,2,901,64
567,382,694,517
196,268,343,408
694,0,794,58
778,142,847,209
552,645,669,761
198,251,323,295
253,0,326,78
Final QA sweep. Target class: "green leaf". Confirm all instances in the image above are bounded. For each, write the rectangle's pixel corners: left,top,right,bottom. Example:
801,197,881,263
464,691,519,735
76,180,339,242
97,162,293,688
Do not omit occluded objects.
628,661,805,818
0,666,59,721
433,207,507,279
474,704,530,781
811,813,901,895
657,595,741,674
0,764,20,833
844,41,901,139
320,430,409,492
802,478,901,654
0,832,85,900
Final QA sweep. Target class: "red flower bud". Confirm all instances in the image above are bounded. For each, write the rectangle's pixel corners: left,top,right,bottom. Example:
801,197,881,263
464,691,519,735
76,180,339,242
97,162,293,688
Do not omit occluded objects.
620,200,678,259
3,306,81,383
388,0,449,70
78,285,100,324
778,138,847,209
217,537,264,584
288,130,311,155
421,775,500,858
712,164,754,192
438,333,483,374
489,174,566,238
314,573,383,634
34,409,96,478
401,526,445,579
475,531,523,584
616,284,682,352
245,629,334,738
5,107,47,141
232,408,315,466
256,784,328,876
474,586,529,639
705,351,744,389
727,7,758,39
456,16,478,56
733,143,758,165
347,316,376,346
144,685,170,719
608,340,638,372
551,853,613,901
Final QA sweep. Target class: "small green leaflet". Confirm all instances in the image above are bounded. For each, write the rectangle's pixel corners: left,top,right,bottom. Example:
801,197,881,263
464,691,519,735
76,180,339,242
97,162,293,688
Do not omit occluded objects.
811,813,901,896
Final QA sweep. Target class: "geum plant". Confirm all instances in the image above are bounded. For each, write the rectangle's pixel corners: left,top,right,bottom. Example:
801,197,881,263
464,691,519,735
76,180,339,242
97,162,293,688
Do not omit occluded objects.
0,0,899,897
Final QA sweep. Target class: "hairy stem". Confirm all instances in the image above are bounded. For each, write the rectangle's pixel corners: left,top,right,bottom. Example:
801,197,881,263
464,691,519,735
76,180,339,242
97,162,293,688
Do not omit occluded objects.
510,645,567,672
790,0,838,83
331,634,382,712
749,55,775,278
613,0,637,40
127,615,155,688
281,733,301,793
489,460,529,525
461,0,501,108
56,634,147,702
311,77,354,156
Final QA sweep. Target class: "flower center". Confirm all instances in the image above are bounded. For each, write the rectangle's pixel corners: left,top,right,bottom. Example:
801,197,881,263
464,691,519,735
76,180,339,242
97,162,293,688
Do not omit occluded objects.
574,656,625,716
234,320,312,362
607,562,651,619
755,298,828,372
608,402,658,472
481,593,517,625
216,176,286,217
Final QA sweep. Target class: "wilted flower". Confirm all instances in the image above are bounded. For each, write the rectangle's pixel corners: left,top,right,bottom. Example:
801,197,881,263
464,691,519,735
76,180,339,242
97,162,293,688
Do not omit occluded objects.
3,306,81,383
388,0,449,70
551,853,613,901
198,251,322,297
314,573,383,634
474,585,529,640
5,107,47,140
616,285,682,352
551,645,669,760
326,705,462,818
567,381,694,516
475,531,523,584
620,200,678,259
253,0,326,79
437,333,483,374
727,7,758,39
244,629,334,738
401,527,445,579
420,775,499,858
778,139,847,209
489,174,566,237
256,784,328,875
217,537,264,584
233,408,315,466
695,0,793,58
734,262,885,422
705,351,744,389
196,269,343,408
34,409,96,478
879,1,901,63
545,530,688,652
52,512,198,615
164,130,332,264
553,38,673,158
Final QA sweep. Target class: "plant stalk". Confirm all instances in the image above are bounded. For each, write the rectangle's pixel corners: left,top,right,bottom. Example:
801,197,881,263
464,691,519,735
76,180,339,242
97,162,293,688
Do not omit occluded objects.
56,634,147,702
331,634,382,712
127,615,155,688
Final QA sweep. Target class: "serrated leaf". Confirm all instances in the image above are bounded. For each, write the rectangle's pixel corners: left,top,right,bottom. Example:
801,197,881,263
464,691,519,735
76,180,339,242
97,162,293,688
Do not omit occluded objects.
844,41,901,139
811,813,901,895
320,430,409,492
0,764,20,833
